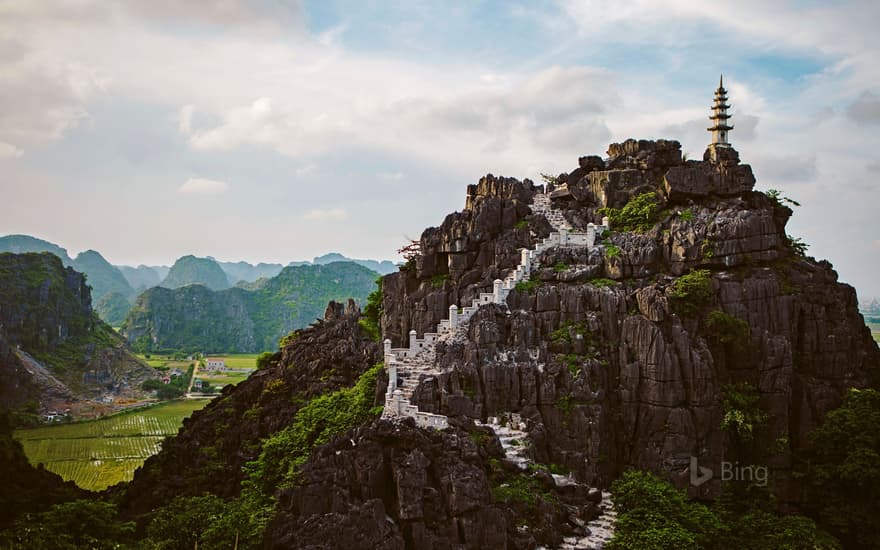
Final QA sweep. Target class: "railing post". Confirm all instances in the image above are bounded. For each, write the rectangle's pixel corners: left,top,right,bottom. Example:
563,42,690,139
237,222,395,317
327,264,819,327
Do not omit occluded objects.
449,304,458,328
409,329,417,352
493,279,503,303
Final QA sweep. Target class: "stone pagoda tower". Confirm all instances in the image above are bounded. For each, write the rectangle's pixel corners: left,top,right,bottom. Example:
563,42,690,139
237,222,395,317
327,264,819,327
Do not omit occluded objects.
706,75,736,163
708,75,733,146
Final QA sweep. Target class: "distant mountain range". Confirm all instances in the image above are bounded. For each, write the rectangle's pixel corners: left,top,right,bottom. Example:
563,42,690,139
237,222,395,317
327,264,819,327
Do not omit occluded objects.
0,234,398,325
121,262,380,353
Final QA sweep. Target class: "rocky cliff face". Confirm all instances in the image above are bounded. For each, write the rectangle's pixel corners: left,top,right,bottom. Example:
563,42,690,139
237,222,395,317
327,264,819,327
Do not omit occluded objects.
111,138,877,549
0,253,155,420
381,139,879,503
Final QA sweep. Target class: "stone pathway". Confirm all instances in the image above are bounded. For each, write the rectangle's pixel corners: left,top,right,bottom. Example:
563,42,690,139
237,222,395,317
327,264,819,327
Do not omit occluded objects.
380,190,617,544
381,190,609,428
560,492,618,549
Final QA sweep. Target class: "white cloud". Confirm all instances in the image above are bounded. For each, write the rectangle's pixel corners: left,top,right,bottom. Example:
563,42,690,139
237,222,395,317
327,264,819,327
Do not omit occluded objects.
303,208,347,221
0,141,23,158
178,177,229,194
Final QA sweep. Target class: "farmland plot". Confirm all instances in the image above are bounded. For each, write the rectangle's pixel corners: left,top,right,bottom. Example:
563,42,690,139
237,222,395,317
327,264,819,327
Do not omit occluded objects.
15,399,208,491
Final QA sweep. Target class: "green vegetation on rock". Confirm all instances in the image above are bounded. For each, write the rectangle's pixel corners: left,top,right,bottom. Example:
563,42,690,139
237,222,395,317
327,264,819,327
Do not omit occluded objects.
598,192,662,232
608,470,839,550
245,363,384,497
122,262,380,353
160,255,231,291
670,269,714,315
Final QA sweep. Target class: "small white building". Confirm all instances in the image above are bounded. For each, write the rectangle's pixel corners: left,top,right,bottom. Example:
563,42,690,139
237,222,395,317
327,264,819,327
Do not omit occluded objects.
205,358,226,371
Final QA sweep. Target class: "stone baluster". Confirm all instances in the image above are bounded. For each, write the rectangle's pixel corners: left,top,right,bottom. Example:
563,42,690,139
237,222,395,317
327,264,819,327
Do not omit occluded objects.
493,279,503,303
449,304,458,328
409,329,417,353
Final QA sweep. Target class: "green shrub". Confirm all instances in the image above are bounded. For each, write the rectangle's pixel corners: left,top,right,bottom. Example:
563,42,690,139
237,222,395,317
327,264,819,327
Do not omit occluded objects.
359,278,383,341
515,277,541,292
256,351,275,370
429,273,450,288
549,321,588,344
589,277,617,287
604,243,622,258
609,471,723,550
680,209,694,221
564,353,581,378
704,310,750,353
608,470,839,550
515,219,529,230
553,261,569,273
803,388,880,549
556,395,574,416
598,192,662,232
785,235,809,257
245,363,384,496
720,382,768,442
670,269,713,315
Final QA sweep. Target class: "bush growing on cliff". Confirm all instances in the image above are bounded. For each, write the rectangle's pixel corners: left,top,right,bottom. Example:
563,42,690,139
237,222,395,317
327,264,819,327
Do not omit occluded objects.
704,310,751,353
359,277,383,341
245,363,384,497
670,269,714,315
720,382,768,443
598,192,662,232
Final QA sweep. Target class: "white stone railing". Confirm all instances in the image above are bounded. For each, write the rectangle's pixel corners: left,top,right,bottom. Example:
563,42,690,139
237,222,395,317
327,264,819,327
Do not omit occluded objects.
381,192,609,429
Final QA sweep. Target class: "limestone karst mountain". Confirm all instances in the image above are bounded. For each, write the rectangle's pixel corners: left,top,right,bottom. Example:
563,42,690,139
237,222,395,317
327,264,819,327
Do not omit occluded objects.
106,137,878,548
121,261,380,353
159,254,232,291
0,253,156,422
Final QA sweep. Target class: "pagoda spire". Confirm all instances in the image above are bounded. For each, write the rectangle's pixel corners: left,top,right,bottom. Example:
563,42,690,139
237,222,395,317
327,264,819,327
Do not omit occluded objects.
708,74,733,147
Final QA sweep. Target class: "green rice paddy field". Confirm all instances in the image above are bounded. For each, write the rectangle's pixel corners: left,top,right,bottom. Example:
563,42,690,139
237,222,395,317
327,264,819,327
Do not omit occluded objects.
14,399,209,491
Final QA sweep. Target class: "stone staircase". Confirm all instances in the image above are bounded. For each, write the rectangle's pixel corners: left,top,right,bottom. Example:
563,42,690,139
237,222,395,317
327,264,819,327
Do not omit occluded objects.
381,191,610,429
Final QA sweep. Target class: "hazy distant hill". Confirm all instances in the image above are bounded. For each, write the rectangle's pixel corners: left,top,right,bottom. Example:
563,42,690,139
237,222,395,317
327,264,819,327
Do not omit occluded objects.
117,265,164,291
216,260,284,284
72,250,135,300
160,255,231,291
0,235,73,265
122,262,379,353
310,252,397,275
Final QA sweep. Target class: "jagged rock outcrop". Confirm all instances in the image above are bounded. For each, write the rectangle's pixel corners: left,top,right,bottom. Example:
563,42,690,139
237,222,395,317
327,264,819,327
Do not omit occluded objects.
381,140,880,506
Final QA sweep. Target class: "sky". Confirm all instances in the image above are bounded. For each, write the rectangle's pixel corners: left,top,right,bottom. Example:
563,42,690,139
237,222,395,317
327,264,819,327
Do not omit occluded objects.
0,0,878,298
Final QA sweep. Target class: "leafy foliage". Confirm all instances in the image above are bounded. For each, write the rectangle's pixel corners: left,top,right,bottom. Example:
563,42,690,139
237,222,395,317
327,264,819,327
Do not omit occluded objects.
608,470,839,550
145,494,268,550
598,192,662,232
589,277,617,287
245,363,384,497
803,388,880,549
359,277,383,341
704,310,751,353
603,242,621,258
670,269,714,315
766,189,801,208
720,383,768,443
785,235,810,257
0,500,135,550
